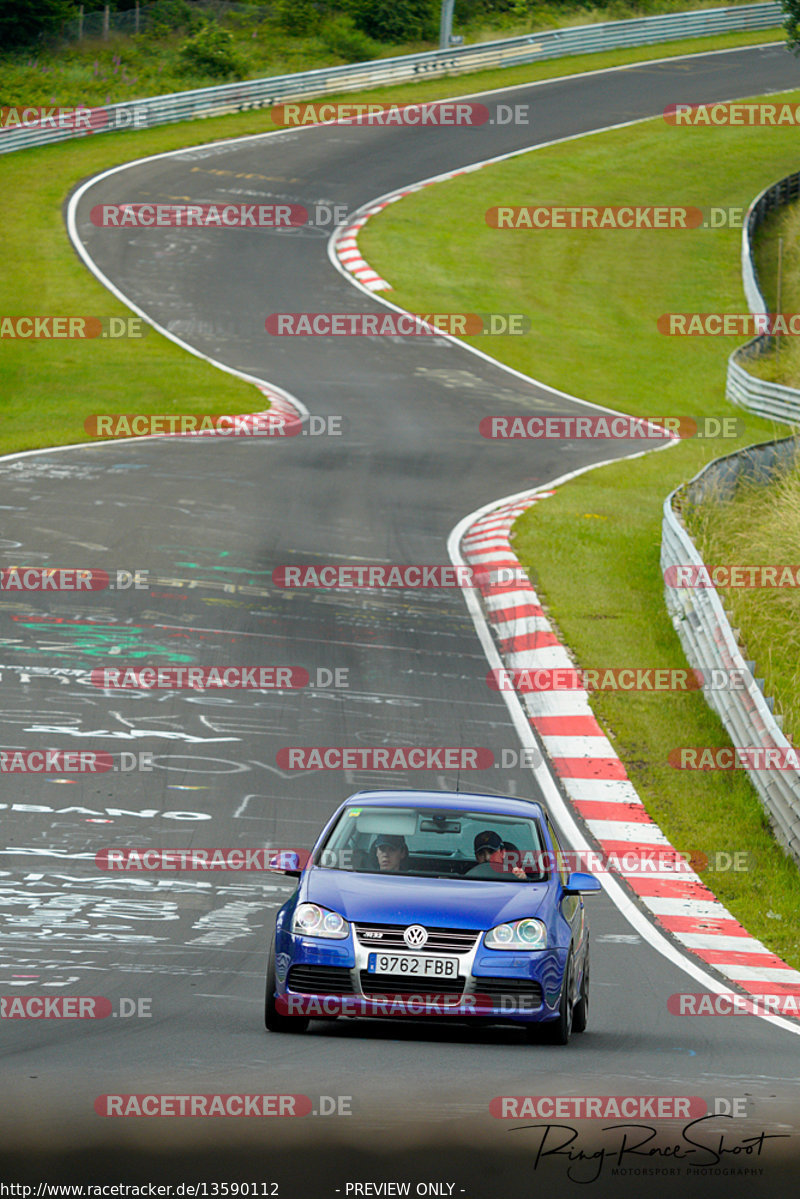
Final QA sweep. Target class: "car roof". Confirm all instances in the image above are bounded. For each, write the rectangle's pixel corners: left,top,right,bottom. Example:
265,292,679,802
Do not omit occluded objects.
340,789,545,821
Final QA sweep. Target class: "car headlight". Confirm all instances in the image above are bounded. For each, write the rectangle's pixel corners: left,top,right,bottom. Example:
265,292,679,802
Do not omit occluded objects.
484,918,547,950
292,902,349,939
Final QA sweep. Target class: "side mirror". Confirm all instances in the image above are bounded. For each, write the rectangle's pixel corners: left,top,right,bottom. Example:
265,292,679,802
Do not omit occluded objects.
563,871,601,895
265,849,310,877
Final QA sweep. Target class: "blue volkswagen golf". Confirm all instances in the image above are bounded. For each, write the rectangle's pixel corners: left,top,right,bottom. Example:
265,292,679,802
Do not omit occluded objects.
265,789,601,1044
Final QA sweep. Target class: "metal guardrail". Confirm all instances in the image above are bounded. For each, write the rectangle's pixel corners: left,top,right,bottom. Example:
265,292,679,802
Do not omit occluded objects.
727,345,800,420
0,2,783,155
664,162,800,866
661,439,800,865
727,169,800,424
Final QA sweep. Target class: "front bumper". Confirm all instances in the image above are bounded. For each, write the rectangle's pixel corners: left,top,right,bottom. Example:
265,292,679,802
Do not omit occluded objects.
275,930,569,1024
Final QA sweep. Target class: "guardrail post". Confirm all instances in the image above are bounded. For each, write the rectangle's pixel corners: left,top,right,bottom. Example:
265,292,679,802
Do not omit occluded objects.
439,0,456,49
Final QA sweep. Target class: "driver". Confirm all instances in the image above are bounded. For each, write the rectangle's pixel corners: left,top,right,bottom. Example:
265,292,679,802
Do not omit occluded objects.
373,834,409,873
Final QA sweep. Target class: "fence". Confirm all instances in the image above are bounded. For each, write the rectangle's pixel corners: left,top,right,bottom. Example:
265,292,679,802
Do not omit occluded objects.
61,2,272,43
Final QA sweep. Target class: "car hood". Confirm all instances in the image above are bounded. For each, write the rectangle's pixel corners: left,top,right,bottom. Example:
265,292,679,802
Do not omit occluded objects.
303,868,549,928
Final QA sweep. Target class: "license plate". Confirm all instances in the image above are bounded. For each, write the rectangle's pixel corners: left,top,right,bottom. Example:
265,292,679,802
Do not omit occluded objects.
367,953,459,978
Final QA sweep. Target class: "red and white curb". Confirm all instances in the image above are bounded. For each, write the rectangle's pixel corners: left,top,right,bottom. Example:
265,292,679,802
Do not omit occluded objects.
180,386,304,438
256,389,305,433
462,491,800,1009
334,212,393,292
330,124,800,1025
332,170,476,293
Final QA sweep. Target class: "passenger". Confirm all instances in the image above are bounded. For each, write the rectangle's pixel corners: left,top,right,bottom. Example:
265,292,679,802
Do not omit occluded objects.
469,830,526,879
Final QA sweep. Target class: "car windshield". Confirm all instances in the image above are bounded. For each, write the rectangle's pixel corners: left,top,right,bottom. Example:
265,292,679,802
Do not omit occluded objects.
314,805,549,881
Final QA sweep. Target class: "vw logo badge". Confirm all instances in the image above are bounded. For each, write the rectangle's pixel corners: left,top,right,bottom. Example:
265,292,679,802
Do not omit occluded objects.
404,924,428,949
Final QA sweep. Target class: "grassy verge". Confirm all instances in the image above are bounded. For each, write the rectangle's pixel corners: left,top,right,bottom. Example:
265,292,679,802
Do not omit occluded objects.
0,136,263,454
360,94,800,965
686,450,800,733
747,196,800,384
1,2,782,108
686,459,800,745
1,28,784,455
701,196,800,747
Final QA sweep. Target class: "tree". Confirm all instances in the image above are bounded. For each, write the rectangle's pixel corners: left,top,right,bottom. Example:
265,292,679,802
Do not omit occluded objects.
0,0,76,51
783,0,800,53
347,0,438,43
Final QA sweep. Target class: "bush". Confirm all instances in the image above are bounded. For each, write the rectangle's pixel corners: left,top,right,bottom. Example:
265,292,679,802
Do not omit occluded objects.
273,0,325,36
319,14,379,61
178,20,242,77
454,0,517,18
346,0,438,43
0,0,75,52
143,0,203,42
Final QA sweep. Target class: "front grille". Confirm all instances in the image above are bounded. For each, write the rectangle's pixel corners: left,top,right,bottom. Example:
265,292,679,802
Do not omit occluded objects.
360,971,465,997
475,978,543,1006
287,964,355,995
354,923,480,954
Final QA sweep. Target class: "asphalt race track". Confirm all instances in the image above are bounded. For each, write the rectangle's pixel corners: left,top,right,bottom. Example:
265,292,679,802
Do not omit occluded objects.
3,41,800,1199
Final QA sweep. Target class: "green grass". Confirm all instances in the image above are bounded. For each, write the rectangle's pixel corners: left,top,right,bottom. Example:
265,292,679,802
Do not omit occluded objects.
0,28,784,455
746,196,800,386
0,3,782,109
4,27,800,957
686,457,800,747
360,95,800,965
0,136,263,453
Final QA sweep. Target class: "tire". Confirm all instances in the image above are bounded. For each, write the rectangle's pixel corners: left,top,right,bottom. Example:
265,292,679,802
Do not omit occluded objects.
572,946,589,1034
264,938,309,1034
538,951,574,1045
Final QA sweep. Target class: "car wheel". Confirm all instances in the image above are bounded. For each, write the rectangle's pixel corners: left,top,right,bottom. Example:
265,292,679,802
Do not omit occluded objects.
264,937,309,1034
572,947,589,1034
537,950,574,1045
